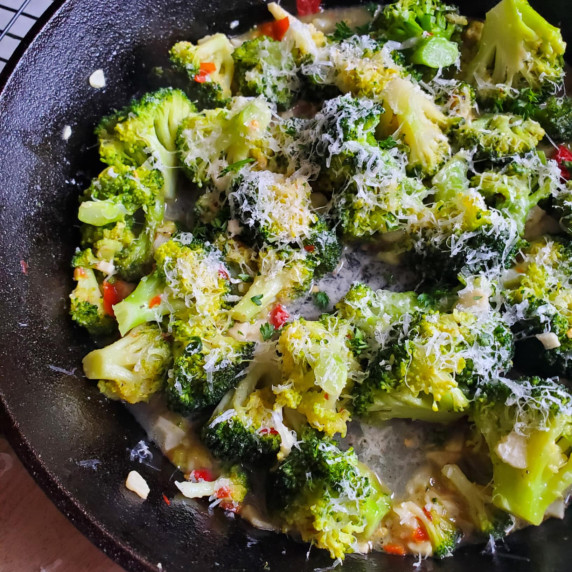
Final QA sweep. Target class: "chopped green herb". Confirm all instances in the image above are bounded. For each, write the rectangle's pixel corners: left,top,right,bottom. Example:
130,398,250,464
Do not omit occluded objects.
219,158,255,177
329,21,354,42
238,273,252,282
260,322,275,341
313,291,330,310
251,294,263,306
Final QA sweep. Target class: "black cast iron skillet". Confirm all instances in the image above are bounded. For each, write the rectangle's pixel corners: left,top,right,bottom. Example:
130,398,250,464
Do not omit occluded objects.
1,1,572,570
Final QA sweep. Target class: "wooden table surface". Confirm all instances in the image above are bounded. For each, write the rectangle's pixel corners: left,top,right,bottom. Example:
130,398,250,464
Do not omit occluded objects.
0,436,123,572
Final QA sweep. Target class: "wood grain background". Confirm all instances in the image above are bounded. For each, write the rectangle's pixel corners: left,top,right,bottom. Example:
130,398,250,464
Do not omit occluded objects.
0,436,123,572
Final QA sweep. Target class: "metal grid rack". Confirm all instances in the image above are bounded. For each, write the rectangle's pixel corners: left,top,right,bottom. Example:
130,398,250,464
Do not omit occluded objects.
0,0,53,73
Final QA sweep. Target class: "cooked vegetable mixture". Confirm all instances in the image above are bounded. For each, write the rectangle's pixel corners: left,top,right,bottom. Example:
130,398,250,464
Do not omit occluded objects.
70,0,572,560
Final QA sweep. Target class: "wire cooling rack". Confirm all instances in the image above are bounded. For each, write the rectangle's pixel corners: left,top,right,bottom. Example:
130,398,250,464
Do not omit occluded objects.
0,0,53,73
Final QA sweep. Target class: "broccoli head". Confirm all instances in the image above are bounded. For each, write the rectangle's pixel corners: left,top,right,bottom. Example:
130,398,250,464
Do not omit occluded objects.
166,319,255,413
276,317,361,437
532,95,572,143
472,376,572,525
267,429,391,560
82,324,172,403
69,266,115,336
176,96,272,187
373,0,466,69
202,360,291,464
378,77,452,175
232,36,301,110
502,236,572,376
353,306,513,420
464,0,566,102
96,88,195,199
170,33,234,108
230,247,315,322
454,114,545,160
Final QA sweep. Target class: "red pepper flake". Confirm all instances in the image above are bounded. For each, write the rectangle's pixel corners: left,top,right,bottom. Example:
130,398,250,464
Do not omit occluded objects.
218,268,230,280
193,72,209,83
190,468,214,482
269,304,290,329
216,486,231,499
555,144,572,179
220,500,239,513
20,259,28,275
162,494,171,506
260,427,279,436
102,279,132,317
304,244,316,252
324,393,329,400
148,295,162,309
259,17,290,41
384,543,406,556
296,0,321,16
200,61,216,74
73,267,86,280
422,507,433,521
412,524,429,542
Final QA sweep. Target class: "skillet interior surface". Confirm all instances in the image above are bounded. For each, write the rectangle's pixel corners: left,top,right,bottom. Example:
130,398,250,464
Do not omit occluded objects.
1,0,572,570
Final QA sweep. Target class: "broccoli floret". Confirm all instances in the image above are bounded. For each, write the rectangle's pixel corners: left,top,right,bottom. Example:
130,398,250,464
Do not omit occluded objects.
433,80,477,121
176,96,272,187
202,360,289,464
464,0,566,103
267,430,391,560
96,88,195,200
303,219,342,277
170,34,234,108
166,320,255,413
353,305,513,420
441,464,514,539
532,96,572,143
69,267,115,336
76,165,165,281
472,376,572,525
553,180,572,234
502,236,572,376
230,247,315,322
378,77,452,175
472,158,555,234
336,283,421,341
175,464,249,513
373,0,466,69
276,317,361,437
454,114,545,159
228,170,317,246
82,324,172,403
113,234,231,335
232,36,301,110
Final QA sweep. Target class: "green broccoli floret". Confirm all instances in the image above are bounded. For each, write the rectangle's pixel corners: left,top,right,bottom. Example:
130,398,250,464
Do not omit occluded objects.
82,324,172,403
378,77,452,175
410,155,523,280
76,165,165,281
176,96,272,187
464,0,566,103
552,180,572,235
532,96,572,143
353,305,513,420
373,0,467,69
69,266,115,335
113,234,231,336
175,464,249,513
202,360,288,464
303,219,342,277
230,247,315,322
95,88,195,200
336,283,421,341
441,464,514,539
166,320,255,414
472,376,572,525
502,236,572,377
232,36,301,110
454,114,545,159
170,34,234,108
276,317,361,437
267,429,391,560
472,157,555,234
228,170,317,245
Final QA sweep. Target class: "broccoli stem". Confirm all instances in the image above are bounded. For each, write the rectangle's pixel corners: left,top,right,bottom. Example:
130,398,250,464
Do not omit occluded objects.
113,271,167,336
231,273,285,322
78,200,128,226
